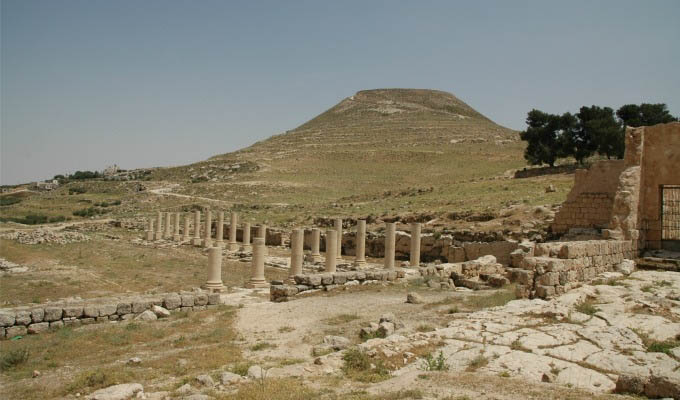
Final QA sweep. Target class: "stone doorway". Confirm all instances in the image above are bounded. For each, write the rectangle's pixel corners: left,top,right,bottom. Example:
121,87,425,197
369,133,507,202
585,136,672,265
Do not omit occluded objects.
661,185,680,251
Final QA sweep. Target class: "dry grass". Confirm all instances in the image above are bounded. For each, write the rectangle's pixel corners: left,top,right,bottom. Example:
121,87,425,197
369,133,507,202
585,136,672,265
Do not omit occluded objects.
0,306,242,399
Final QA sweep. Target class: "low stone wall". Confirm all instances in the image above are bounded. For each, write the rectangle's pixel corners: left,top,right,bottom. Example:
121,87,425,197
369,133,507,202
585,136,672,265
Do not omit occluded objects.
0,291,221,340
270,269,406,302
417,255,508,290
510,240,632,299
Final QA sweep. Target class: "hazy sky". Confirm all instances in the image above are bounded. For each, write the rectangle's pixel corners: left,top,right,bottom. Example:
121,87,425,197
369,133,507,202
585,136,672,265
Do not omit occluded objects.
2,0,679,185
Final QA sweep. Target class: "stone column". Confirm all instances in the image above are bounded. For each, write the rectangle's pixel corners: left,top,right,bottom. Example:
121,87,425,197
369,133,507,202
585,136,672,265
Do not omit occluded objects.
155,211,163,240
325,230,337,273
228,212,239,251
241,222,252,252
257,224,268,255
203,210,213,248
384,222,396,269
334,218,343,261
183,214,190,242
173,213,181,241
204,247,224,292
146,219,155,241
354,219,367,267
164,212,172,239
215,211,224,248
307,228,322,262
410,222,421,267
246,237,269,288
288,229,304,282
193,210,202,246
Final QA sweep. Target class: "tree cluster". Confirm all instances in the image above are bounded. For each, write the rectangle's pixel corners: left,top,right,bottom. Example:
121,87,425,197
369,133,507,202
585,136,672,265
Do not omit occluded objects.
520,103,676,167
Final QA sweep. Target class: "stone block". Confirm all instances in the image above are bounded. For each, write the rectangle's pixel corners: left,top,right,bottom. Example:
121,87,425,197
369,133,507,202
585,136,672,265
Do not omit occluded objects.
96,316,109,323
81,318,95,325
44,307,63,322
207,293,220,305
535,285,556,298
31,308,44,323
131,300,151,313
117,303,132,315
14,310,31,326
195,293,208,306
0,311,16,327
63,305,84,318
163,294,182,310
307,275,322,286
28,322,49,334
386,270,398,281
6,325,27,337
333,273,347,285
99,303,118,316
49,320,64,329
537,272,559,286
355,271,366,281
82,306,99,318
180,295,195,307
320,274,333,285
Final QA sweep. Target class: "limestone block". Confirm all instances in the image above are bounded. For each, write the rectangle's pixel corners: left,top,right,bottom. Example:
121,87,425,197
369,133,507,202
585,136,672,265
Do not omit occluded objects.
117,303,132,315
535,285,556,298
81,318,95,325
180,295,195,307
83,306,99,318
386,270,398,281
1,310,17,327
163,293,182,310
62,306,83,318
96,317,108,323
28,322,49,334
49,320,64,329
207,293,220,305
44,307,63,322
31,308,44,323
333,273,347,285
307,275,322,286
131,300,151,314
14,310,31,326
195,294,208,306
99,304,118,317
6,325,27,337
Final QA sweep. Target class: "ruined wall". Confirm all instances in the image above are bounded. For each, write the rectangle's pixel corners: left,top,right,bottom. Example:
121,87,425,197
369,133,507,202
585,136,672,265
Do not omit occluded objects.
638,123,680,249
510,240,632,299
0,290,221,340
551,160,625,234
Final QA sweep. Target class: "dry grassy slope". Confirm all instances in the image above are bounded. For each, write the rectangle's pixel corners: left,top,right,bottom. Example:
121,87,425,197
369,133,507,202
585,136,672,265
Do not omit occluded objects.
145,89,569,224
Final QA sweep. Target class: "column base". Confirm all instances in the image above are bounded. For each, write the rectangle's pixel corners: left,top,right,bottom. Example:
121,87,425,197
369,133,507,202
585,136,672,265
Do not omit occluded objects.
307,254,323,263
193,238,202,246
173,234,181,241
182,236,190,243
241,245,252,252
215,240,224,248
228,242,239,251
155,232,163,240
353,259,367,267
203,239,213,248
204,282,224,292
145,231,154,241
245,280,269,289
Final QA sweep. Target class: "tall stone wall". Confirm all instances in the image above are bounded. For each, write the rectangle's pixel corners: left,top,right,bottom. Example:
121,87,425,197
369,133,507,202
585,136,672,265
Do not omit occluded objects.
637,123,680,249
551,160,625,234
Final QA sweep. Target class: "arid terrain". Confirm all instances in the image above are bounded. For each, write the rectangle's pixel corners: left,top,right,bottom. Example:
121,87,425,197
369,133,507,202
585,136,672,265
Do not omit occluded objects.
1,90,678,400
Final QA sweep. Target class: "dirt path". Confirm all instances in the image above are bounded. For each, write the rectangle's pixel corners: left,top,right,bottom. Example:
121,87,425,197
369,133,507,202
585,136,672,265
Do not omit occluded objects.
148,185,232,205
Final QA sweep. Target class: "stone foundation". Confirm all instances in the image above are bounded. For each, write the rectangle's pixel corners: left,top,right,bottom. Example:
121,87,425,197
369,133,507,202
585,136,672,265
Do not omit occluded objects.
0,290,221,340
270,269,406,302
510,240,633,299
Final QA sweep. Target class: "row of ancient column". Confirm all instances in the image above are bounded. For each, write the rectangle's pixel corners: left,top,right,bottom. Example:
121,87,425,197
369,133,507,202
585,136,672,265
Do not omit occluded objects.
286,220,423,281
206,226,269,291
145,210,255,252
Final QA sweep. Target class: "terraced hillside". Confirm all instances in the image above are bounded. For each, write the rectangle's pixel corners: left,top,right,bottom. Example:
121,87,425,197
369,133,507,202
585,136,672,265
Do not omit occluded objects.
2,89,573,226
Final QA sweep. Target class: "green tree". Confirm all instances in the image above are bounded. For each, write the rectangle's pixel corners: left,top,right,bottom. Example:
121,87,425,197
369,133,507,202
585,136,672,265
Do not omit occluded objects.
577,105,624,159
616,103,677,127
520,109,566,167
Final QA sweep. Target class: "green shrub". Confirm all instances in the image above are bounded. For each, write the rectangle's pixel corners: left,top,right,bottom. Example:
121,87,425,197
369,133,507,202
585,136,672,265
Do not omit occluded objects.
419,351,449,371
342,347,390,382
68,187,87,195
0,348,29,371
0,196,22,206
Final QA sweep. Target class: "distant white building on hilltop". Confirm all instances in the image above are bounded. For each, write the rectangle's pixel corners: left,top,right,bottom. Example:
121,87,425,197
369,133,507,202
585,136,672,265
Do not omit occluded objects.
102,164,120,176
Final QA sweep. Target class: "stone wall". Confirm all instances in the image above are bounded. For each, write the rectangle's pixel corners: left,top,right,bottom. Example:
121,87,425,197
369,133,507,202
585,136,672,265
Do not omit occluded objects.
0,290,220,340
270,269,405,302
510,240,632,299
417,255,509,290
551,160,625,234
637,123,680,249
